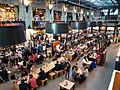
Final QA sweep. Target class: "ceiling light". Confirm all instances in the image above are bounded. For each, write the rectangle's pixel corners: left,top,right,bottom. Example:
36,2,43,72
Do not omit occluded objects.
63,5,67,12
74,7,77,13
23,0,30,6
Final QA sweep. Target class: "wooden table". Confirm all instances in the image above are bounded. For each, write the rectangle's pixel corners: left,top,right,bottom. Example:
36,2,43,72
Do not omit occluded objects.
66,53,74,61
42,62,55,73
77,68,83,75
54,57,65,64
59,80,75,90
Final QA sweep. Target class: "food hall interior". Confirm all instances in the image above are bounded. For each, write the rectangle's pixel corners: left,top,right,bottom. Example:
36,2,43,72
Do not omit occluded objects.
0,0,120,90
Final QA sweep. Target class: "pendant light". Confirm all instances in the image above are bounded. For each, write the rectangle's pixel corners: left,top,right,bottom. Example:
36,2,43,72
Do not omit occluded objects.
0,23,26,47
96,21,102,27
87,21,96,27
46,22,69,34
45,0,69,34
70,21,87,29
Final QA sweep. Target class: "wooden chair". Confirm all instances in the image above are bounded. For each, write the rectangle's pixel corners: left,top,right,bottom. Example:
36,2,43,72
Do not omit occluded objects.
49,72,56,80
41,78,48,86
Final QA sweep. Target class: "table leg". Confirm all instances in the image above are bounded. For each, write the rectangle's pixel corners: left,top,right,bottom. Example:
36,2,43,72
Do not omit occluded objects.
73,85,75,90
60,86,62,90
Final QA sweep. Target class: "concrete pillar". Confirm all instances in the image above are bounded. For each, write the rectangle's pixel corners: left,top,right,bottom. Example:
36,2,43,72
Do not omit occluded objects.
19,4,33,28
73,13,76,21
45,8,54,22
80,14,83,21
61,11,67,22
118,9,120,20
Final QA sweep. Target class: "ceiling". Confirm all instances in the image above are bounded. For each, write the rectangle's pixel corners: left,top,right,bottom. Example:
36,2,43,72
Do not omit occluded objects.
57,0,120,10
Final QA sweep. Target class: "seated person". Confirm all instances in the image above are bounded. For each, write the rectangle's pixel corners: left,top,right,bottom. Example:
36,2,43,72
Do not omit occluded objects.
72,68,77,81
73,51,78,60
28,74,37,89
21,70,28,77
0,66,9,81
82,56,90,66
38,68,47,80
77,73,87,83
72,63,78,70
89,61,96,71
82,67,89,78
55,61,61,71
19,80,28,90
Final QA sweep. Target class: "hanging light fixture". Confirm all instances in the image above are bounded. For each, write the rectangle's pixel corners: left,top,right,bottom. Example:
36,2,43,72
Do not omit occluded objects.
46,22,69,34
49,1,53,10
23,0,30,6
87,21,96,27
74,6,77,13
49,0,53,14
70,21,87,29
63,4,67,12
96,21,102,27
0,23,26,47
45,0,69,34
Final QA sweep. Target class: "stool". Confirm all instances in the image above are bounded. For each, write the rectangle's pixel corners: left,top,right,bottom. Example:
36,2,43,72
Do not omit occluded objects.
60,70,64,76
31,85,38,90
55,71,61,77
41,78,48,86
49,72,56,80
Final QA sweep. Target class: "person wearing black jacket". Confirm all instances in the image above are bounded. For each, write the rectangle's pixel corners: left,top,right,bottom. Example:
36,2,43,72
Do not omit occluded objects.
55,61,61,71
38,68,47,80
19,80,28,90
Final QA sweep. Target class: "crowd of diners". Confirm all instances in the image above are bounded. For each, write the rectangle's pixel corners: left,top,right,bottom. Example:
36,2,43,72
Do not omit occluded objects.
0,31,112,90
71,50,97,83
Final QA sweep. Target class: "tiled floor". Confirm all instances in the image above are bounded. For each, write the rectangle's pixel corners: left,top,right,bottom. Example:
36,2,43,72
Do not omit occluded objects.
0,45,118,90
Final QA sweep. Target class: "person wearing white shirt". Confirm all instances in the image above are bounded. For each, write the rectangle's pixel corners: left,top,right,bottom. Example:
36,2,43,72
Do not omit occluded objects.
82,56,90,65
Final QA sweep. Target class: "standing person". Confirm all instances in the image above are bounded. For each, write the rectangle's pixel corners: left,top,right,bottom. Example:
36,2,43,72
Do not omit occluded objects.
65,60,71,79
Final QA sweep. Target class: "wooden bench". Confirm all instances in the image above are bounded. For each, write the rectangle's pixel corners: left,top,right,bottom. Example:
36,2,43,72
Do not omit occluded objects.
41,78,48,86
31,85,38,90
60,70,64,76
49,72,56,80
